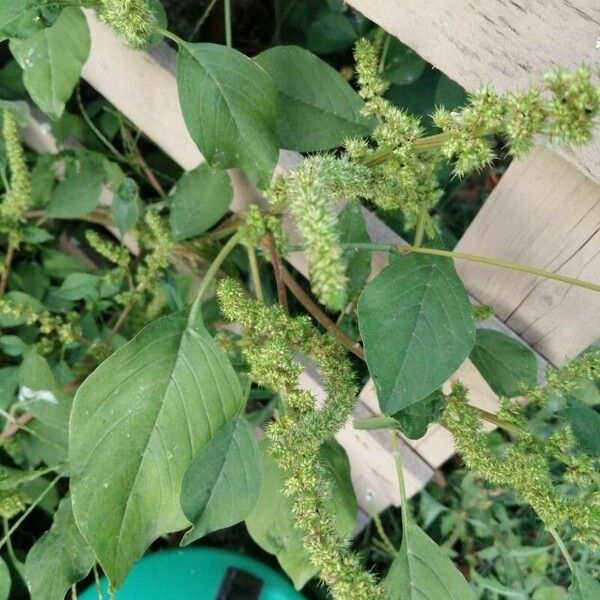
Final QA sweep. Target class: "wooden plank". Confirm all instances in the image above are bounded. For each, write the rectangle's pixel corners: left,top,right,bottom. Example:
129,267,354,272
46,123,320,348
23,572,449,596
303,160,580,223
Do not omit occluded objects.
455,148,600,364
345,0,600,184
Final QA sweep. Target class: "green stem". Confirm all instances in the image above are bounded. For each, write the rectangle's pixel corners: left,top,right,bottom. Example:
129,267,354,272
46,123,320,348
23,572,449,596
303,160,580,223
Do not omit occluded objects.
154,26,186,47
378,33,391,74
548,528,577,574
364,132,453,167
339,243,600,294
190,0,220,39
246,245,264,301
0,475,61,552
224,0,232,47
2,519,18,571
413,207,428,247
354,415,399,431
389,431,408,522
93,564,104,600
188,230,243,324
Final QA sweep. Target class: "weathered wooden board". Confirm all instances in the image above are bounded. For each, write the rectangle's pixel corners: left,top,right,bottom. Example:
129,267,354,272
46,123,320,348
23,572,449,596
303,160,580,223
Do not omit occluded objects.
345,0,600,185
456,148,600,365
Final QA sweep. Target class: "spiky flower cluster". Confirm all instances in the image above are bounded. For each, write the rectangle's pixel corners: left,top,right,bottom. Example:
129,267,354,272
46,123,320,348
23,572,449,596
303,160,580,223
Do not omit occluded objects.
0,297,81,350
217,279,383,599
95,0,157,49
433,67,599,174
1,110,33,243
241,204,286,254
0,487,28,519
133,210,172,291
267,155,372,311
443,382,599,547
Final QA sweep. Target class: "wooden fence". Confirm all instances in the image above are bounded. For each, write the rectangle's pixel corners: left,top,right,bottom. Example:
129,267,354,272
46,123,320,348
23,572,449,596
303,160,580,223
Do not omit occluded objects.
26,5,600,522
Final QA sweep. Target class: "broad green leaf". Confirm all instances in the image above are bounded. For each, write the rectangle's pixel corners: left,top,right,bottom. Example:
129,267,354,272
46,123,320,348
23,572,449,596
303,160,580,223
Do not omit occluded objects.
0,367,18,408
306,13,358,54
569,566,600,599
470,328,538,397
10,8,90,119
337,200,371,297
382,38,426,86
24,496,94,600
45,164,103,219
57,273,100,301
111,177,140,236
558,398,600,458
180,416,262,544
42,249,95,278
0,335,27,357
0,291,44,327
177,42,278,189
358,254,475,414
255,46,372,151
70,311,245,587
391,390,444,439
435,74,467,110
385,519,474,599
0,0,62,41
246,439,356,589
169,163,233,241
0,99,30,126
0,556,9,600
18,351,71,465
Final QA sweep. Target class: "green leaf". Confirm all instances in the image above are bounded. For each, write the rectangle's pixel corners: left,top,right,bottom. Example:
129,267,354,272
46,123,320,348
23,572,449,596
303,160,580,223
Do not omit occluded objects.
434,74,467,110
306,13,358,54
169,163,233,241
0,0,62,41
0,335,27,357
10,8,90,119
337,200,371,297
385,519,474,599
180,416,262,544
391,390,444,439
42,249,94,278
70,311,245,587
470,329,538,397
111,177,140,236
0,291,44,327
246,439,356,589
558,398,600,458
382,38,426,86
56,273,100,301
177,42,278,189
255,46,372,152
0,556,9,600
358,254,475,415
0,367,18,409
18,351,71,465
569,566,600,599
24,496,94,600
45,163,103,219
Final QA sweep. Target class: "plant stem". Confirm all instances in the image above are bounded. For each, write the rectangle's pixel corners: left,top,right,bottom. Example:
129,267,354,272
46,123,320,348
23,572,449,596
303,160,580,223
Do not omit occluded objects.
189,230,243,323
122,128,166,198
364,132,453,167
224,0,232,47
92,564,104,600
190,0,220,40
413,207,428,247
389,431,408,522
339,242,600,293
76,86,127,163
0,240,15,294
354,415,399,430
405,245,600,293
246,245,264,301
263,232,288,312
0,475,61,552
279,264,365,360
367,500,397,556
548,528,577,573
154,26,186,47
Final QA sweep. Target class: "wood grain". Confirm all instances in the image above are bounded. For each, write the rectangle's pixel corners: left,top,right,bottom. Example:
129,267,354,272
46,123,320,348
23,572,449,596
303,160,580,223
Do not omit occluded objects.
345,0,600,184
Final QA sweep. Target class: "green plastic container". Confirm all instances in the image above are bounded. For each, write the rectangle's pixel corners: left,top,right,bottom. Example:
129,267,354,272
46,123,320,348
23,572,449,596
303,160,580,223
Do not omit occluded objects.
79,547,305,600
